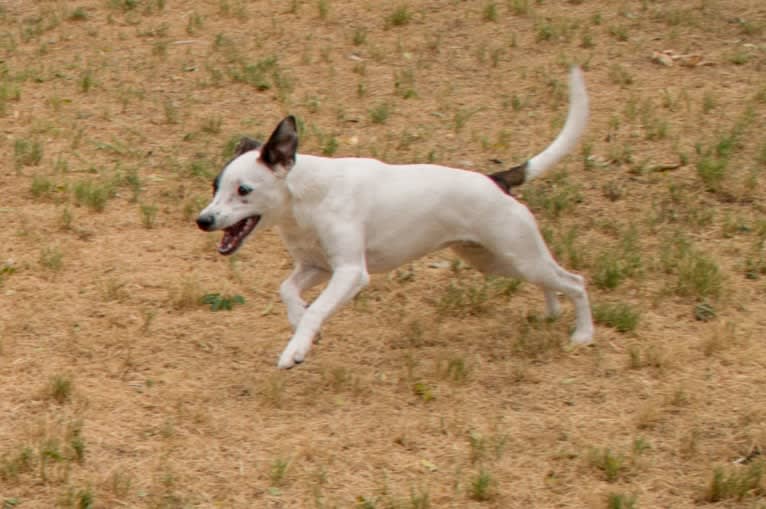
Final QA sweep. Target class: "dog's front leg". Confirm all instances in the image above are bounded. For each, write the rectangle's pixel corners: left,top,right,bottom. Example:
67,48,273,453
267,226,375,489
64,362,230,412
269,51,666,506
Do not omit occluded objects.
277,265,369,369
279,264,330,331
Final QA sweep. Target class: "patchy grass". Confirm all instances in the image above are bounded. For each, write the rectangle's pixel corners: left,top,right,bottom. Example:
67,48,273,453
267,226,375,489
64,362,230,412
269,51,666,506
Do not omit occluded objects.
386,5,412,28
200,292,245,311
39,246,64,272
660,236,723,300
73,180,114,212
0,1,764,508
436,280,490,316
14,139,43,170
469,468,496,501
606,492,638,509
706,461,765,502
588,447,627,483
48,375,73,403
593,302,640,333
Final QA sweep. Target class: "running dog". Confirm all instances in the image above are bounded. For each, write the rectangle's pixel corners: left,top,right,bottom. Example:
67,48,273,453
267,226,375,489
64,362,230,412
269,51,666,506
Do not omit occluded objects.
197,67,594,369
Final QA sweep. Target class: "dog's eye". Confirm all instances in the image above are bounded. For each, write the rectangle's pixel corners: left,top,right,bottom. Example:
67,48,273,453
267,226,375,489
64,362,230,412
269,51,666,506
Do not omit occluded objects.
237,184,252,197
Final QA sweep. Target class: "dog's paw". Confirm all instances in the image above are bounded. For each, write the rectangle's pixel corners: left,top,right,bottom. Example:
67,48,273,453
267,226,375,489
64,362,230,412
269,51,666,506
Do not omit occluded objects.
277,341,310,369
277,353,298,369
570,329,594,345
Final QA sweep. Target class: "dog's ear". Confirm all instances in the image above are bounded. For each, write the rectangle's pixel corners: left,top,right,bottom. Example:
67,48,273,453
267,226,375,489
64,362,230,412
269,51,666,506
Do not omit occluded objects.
233,137,262,158
259,116,298,171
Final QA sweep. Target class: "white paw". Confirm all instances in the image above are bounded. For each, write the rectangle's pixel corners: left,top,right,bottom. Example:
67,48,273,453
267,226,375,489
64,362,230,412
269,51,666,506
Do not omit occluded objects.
277,339,311,369
277,353,296,370
570,329,594,345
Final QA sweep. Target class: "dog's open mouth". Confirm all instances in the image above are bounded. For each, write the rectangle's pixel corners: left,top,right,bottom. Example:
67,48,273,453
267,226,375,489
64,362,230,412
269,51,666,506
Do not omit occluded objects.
218,215,260,255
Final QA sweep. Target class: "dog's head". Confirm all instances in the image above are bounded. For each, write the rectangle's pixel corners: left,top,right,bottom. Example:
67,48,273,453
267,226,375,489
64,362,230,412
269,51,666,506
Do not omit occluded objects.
196,116,298,255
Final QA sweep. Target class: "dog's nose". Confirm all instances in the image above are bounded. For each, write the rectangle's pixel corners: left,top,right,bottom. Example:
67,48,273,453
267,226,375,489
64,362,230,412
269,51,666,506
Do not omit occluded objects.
196,214,215,231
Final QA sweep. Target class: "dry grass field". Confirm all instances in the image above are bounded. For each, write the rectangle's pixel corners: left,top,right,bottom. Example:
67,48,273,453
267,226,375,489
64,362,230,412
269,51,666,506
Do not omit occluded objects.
1,0,765,507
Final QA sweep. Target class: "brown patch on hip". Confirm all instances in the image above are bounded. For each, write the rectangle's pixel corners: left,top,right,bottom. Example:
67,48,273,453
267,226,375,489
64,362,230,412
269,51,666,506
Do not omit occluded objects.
487,161,528,194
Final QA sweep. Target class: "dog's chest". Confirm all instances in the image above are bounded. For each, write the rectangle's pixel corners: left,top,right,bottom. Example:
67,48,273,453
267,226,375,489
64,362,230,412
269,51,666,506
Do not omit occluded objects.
278,224,330,269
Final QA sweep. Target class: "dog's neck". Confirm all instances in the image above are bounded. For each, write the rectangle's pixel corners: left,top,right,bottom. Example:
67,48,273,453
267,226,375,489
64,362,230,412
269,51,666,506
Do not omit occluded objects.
283,154,332,202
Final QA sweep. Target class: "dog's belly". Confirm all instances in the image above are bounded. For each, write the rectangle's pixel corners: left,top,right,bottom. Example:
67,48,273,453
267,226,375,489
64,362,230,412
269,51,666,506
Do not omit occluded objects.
365,249,426,273
364,238,474,273
362,214,490,273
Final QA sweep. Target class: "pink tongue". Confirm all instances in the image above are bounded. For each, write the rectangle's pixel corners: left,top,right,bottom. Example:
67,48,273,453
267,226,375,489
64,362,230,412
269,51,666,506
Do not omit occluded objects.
217,217,257,254
219,231,237,252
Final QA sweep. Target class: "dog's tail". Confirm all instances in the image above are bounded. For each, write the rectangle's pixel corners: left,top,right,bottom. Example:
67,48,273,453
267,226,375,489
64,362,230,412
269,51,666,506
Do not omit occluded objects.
488,66,589,194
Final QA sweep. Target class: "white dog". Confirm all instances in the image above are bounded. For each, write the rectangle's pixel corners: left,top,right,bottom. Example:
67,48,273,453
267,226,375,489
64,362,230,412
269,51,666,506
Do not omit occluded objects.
197,67,593,369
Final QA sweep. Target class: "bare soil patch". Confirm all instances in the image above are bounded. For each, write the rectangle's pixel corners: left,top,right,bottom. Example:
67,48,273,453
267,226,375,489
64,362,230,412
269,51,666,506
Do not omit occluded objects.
1,1,765,507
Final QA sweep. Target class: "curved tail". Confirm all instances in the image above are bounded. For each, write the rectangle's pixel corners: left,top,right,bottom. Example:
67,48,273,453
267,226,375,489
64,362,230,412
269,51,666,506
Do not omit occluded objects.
489,67,589,193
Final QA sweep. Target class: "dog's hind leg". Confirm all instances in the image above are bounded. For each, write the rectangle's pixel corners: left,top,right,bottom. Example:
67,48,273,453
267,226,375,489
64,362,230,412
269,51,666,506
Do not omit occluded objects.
452,238,593,344
543,288,562,319
508,256,593,344
538,264,593,344
451,241,562,313
280,263,331,331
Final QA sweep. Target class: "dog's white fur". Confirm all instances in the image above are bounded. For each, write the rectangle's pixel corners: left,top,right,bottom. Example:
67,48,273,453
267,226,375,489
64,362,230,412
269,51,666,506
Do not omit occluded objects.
198,67,593,369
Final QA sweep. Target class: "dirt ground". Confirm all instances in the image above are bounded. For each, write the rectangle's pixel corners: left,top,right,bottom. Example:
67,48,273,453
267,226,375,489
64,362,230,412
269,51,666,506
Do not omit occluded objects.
1,0,765,508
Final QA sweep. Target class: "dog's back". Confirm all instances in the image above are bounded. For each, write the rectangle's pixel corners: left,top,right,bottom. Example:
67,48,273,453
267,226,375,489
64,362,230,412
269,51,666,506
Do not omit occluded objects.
286,156,524,272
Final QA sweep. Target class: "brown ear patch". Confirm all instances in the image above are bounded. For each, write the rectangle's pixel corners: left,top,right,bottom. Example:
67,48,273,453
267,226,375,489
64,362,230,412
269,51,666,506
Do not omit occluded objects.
259,116,299,171
487,161,528,194
233,137,262,157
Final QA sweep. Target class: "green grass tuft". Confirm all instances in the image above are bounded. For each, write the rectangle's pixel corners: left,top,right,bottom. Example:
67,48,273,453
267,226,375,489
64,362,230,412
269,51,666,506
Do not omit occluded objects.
469,468,495,501
30,175,55,199
589,447,625,482
593,302,640,333
49,375,73,403
270,457,289,487
14,139,43,170
386,5,412,28
73,180,113,212
661,237,723,300
437,280,489,316
230,56,278,91
607,492,637,509
369,102,391,124
482,2,498,22
523,173,582,219
706,461,764,502
200,293,245,311
39,246,64,272
139,203,158,229
696,156,727,192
